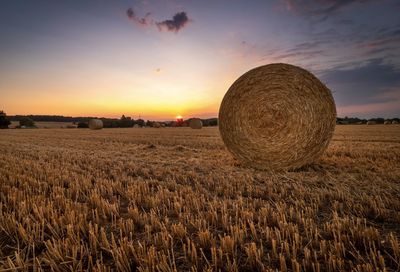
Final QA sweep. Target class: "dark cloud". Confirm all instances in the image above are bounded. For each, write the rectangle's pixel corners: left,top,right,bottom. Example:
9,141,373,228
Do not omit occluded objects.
335,18,354,25
126,8,151,26
156,12,189,32
282,0,375,20
321,58,400,106
126,8,190,33
355,25,400,56
286,41,329,52
273,49,325,60
274,20,400,68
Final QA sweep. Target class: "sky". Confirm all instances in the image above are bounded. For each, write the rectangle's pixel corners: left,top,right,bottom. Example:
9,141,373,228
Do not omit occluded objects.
0,0,399,120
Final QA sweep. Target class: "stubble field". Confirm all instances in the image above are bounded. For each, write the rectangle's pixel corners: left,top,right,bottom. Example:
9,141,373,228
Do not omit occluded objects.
0,126,399,271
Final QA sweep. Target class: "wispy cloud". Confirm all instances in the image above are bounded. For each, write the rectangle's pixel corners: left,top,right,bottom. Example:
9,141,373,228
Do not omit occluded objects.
281,0,375,21
321,58,400,107
337,99,400,117
272,50,326,61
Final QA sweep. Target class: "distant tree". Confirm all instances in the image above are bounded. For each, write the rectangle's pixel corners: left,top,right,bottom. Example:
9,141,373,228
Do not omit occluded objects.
209,118,218,126
77,122,88,128
176,117,184,127
19,117,35,127
369,118,385,124
0,111,11,129
136,119,145,127
145,120,153,127
102,119,119,128
201,118,218,126
119,115,134,128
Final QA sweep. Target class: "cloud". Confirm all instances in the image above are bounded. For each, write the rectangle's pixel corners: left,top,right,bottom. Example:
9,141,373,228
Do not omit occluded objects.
355,25,400,56
126,8,151,26
282,0,375,20
156,12,189,32
337,99,400,117
126,8,190,33
321,58,400,107
272,49,325,60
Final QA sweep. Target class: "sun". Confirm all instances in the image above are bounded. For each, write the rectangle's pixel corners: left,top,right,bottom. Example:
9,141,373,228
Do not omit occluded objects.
176,115,183,119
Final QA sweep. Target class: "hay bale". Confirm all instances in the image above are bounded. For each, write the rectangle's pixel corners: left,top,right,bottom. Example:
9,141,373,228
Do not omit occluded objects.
367,121,376,125
392,120,399,124
384,120,391,125
153,122,161,128
189,118,203,129
218,63,336,171
89,119,103,130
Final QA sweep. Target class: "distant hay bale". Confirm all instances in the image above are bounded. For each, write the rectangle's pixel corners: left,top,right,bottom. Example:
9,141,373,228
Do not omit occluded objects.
189,118,203,129
66,125,77,129
218,63,336,171
392,120,399,124
88,119,103,130
367,121,376,125
384,120,391,125
153,122,161,128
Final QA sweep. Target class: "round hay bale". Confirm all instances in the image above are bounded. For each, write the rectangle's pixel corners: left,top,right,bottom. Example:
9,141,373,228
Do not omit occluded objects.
153,122,161,128
384,120,391,125
218,63,336,171
392,120,399,124
89,119,103,130
367,121,376,125
189,118,203,129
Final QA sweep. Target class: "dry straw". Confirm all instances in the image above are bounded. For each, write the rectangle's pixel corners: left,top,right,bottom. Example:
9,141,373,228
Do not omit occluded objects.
219,63,336,171
153,122,161,128
89,119,103,130
189,118,203,129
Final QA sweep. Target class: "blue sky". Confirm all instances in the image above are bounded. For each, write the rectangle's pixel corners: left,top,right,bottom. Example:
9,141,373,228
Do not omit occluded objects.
0,0,399,119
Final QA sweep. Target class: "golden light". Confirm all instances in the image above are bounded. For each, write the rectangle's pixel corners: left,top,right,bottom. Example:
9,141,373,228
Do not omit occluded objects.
176,115,183,119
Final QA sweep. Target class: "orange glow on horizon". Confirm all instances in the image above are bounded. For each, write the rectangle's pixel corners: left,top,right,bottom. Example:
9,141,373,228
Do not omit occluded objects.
1,50,242,120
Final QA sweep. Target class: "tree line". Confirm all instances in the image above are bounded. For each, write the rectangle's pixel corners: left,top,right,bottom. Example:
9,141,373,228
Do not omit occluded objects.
336,116,400,124
1,111,398,129
0,112,218,128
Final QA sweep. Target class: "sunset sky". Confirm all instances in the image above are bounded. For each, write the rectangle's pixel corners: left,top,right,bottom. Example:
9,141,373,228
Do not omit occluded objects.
1,0,399,120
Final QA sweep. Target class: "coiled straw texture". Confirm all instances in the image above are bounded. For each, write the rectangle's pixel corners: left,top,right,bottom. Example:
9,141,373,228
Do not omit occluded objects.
89,119,103,130
189,118,203,129
219,63,336,170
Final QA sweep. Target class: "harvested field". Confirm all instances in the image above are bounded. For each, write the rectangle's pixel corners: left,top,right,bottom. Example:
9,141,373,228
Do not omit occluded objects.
0,126,400,271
